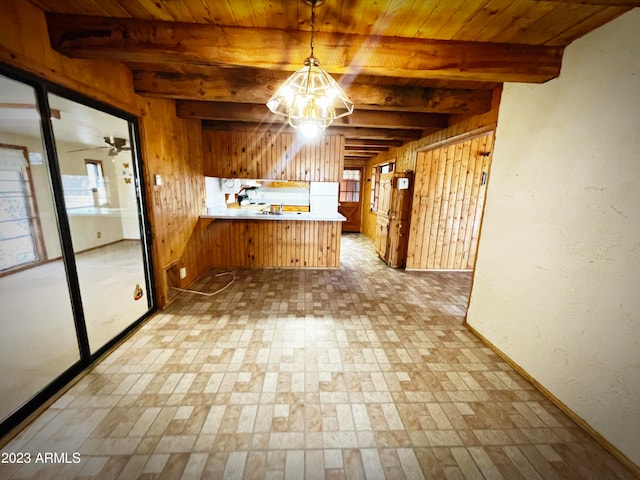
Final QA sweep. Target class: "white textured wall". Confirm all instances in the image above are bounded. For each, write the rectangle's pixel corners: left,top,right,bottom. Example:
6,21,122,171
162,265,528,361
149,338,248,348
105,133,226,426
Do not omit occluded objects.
466,9,640,466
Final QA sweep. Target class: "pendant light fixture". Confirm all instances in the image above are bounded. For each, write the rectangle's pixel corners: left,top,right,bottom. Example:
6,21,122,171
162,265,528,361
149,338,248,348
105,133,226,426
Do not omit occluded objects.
266,0,354,139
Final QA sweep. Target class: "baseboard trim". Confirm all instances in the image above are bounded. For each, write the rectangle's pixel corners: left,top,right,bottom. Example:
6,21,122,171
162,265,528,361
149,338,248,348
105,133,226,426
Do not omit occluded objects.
463,320,640,479
404,268,473,273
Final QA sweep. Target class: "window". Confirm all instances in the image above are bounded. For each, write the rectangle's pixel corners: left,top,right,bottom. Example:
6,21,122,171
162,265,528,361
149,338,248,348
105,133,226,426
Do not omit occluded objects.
61,160,107,209
369,161,395,212
339,168,361,202
380,162,395,174
0,145,44,272
85,160,107,206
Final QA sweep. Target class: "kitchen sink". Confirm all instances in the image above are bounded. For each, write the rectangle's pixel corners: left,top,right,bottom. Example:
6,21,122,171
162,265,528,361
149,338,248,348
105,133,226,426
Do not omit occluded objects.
255,210,283,216
255,210,304,216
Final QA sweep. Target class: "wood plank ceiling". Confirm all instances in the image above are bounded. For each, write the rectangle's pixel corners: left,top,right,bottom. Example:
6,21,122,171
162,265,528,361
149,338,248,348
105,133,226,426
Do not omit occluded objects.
30,0,636,164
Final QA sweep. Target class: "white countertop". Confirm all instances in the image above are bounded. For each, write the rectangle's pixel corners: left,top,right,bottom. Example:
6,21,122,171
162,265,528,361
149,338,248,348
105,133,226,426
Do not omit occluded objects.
67,207,127,216
201,209,346,222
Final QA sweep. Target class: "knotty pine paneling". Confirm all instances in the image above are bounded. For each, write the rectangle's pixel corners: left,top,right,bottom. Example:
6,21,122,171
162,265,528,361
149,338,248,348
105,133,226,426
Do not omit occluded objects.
361,87,502,242
139,97,206,305
406,132,494,270
203,129,344,182
205,219,341,269
0,1,137,113
29,0,630,49
1,0,208,307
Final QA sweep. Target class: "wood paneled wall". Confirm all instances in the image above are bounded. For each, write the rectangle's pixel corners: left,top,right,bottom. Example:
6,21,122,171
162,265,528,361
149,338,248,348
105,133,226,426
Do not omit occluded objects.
1,0,207,307
406,132,494,270
203,129,344,182
139,98,206,305
0,0,137,111
205,219,341,268
362,88,502,243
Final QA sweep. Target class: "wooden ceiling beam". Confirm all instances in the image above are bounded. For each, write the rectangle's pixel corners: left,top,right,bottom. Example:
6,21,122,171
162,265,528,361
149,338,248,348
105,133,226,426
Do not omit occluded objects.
345,160,375,165
128,63,501,90
201,121,425,141
345,145,389,153
536,0,640,5
344,138,403,148
345,160,376,166
132,69,493,114
177,101,448,130
47,14,563,83
342,151,378,157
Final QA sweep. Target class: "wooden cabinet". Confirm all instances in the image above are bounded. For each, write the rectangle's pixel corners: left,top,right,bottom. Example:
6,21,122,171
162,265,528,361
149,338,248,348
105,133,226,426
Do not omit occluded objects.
375,171,413,268
374,216,389,259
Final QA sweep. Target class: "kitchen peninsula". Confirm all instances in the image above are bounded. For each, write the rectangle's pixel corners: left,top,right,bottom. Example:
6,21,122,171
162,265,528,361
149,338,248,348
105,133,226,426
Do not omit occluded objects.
202,209,346,222
200,129,347,268
201,212,345,268
201,179,345,269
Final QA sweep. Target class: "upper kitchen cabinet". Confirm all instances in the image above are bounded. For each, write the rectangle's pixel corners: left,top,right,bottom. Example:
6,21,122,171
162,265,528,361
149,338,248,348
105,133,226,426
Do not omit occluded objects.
202,129,345,182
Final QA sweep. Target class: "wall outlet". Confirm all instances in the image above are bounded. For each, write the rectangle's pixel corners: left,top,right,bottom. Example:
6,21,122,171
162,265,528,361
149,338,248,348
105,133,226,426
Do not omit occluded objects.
96,231,101,239
179,267,187,279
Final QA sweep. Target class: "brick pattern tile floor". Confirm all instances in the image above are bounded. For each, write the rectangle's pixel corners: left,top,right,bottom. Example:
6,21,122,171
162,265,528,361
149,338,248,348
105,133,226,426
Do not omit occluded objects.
0,234,635,479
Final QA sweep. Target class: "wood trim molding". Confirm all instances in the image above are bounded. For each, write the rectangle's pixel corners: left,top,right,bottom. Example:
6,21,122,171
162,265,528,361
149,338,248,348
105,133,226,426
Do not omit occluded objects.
415,125,497,153
463,320,640,478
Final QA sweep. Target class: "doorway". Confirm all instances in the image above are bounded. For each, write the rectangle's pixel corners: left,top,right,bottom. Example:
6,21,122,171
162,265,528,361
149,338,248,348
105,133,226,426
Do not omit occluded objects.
338,167,362,232
0,69,154,434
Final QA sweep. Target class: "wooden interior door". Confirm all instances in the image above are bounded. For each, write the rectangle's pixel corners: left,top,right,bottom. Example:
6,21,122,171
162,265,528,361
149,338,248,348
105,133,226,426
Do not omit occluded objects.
406,131,494,270
386,172,414,268
338,167,362,232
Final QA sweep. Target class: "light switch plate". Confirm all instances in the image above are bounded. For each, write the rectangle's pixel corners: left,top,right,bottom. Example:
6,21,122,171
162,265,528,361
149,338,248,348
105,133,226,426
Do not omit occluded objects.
397,177,409,190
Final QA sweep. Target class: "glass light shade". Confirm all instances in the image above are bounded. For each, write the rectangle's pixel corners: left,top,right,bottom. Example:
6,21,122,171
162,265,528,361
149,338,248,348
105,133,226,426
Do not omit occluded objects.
267,56,354,136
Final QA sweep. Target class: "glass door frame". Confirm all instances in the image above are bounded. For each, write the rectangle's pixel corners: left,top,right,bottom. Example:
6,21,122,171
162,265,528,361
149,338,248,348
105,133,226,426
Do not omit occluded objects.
0,63,156,437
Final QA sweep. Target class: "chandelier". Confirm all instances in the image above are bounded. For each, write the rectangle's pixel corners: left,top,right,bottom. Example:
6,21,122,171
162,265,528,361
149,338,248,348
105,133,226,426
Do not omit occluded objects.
266,0,354,139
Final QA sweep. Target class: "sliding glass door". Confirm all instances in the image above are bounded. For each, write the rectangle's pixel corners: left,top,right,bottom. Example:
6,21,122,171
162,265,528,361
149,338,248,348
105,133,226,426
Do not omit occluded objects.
0,69,154,433
0,75,79,422
48,93,152,353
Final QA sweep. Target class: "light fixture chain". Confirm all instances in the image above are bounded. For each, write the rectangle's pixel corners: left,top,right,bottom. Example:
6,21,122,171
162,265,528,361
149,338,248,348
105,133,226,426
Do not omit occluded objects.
310,1,315,57
266,0,354,138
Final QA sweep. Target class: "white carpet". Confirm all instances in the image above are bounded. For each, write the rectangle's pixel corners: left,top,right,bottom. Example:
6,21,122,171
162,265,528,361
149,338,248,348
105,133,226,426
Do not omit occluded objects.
0,240,150,420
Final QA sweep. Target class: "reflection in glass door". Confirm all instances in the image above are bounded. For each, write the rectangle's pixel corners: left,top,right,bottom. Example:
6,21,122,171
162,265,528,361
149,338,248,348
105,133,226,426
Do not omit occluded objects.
0,145,43,270
0,75,79,422
0,69,154,434
48,93,152,353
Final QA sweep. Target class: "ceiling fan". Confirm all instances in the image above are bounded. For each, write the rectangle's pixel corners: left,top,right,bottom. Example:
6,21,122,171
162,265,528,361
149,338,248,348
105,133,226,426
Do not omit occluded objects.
68,136,131,156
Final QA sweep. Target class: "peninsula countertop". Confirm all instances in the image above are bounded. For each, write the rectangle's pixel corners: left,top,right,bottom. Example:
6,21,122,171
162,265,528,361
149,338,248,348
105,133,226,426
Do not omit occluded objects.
201,208,346,222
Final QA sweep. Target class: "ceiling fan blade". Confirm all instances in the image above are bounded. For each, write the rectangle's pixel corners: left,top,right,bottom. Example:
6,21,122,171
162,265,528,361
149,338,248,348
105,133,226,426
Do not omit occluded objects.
67,146,110,153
